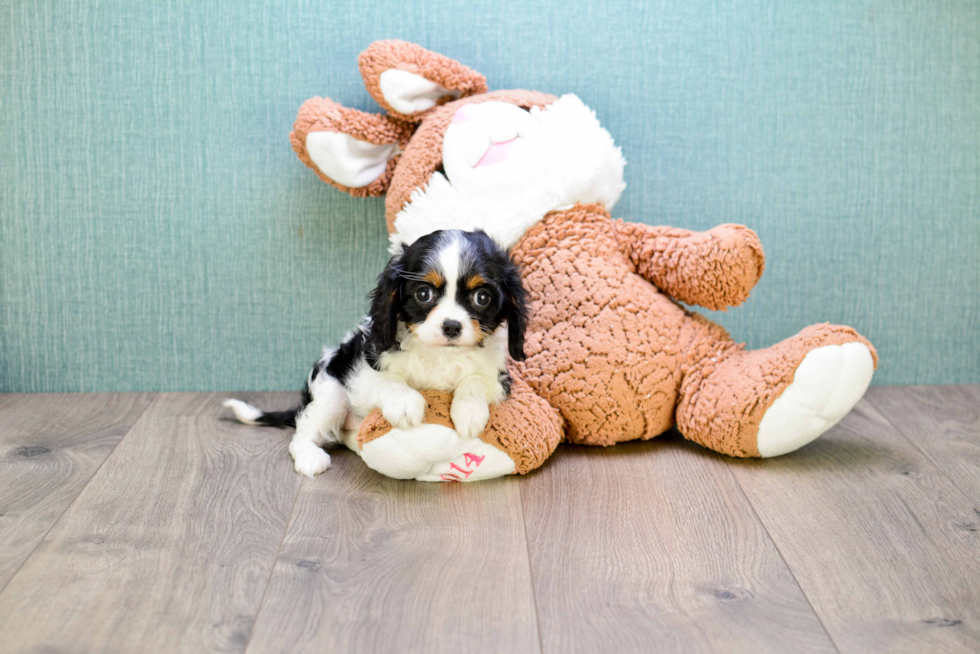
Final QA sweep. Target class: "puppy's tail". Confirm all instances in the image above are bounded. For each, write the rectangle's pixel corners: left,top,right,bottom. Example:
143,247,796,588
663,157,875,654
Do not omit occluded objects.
223,398,301,428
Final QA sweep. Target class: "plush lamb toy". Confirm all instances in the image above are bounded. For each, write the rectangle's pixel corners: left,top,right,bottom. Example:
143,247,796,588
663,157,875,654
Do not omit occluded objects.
289,40,877,482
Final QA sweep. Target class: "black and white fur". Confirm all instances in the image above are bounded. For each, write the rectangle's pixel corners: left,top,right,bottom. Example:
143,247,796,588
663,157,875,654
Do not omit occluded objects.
224,229,528,477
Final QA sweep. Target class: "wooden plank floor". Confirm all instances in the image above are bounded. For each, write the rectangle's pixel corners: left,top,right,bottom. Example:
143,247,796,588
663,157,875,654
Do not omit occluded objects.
0,386,977,653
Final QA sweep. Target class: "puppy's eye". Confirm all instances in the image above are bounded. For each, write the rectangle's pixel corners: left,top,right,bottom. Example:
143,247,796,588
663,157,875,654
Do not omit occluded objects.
415,286,434,304
472,290,491,308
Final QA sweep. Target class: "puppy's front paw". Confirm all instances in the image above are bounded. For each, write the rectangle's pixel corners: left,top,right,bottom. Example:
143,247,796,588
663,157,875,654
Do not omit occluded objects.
289,441,331,478
381,388,427,430
451,396,490,440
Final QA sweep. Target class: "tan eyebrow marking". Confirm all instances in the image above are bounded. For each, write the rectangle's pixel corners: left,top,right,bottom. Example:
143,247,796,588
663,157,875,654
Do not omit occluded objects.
466,274,486,289
423,270,444,287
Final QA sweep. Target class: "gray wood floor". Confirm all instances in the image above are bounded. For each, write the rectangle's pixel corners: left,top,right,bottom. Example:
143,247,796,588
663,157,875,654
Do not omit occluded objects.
0,386,977,653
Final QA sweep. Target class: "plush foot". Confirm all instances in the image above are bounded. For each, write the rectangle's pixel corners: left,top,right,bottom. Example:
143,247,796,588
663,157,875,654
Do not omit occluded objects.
677,322,877,457
756,342,874,457
356,423,515,482
416,438,516,482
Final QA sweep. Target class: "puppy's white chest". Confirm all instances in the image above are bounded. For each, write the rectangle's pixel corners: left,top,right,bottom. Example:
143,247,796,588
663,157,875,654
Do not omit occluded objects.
383,342,502,392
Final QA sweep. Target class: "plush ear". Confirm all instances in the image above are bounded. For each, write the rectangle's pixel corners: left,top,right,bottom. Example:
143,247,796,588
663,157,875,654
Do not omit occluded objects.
499,260,528,362
290,96,416,196
367,252,404,352
359,40,488,121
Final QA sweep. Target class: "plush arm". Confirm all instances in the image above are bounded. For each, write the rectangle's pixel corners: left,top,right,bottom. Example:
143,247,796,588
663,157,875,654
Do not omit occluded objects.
614,221,765,310
356,365,563,477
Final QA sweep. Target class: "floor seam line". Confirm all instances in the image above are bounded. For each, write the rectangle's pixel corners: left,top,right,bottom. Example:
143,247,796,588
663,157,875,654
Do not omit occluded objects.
519,482,547,654
243,474,305,654
0,392,157,597
728,466,843,654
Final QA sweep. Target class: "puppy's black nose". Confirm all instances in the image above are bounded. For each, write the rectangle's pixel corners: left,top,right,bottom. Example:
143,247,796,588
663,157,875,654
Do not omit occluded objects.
442,320,462,339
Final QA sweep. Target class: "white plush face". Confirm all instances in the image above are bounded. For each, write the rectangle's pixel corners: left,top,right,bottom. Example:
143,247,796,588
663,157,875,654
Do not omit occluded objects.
441,102,548,201
391,95,626,251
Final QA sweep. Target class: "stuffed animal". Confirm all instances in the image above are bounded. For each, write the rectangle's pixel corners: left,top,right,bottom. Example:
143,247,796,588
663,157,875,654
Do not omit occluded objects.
289,40,877,482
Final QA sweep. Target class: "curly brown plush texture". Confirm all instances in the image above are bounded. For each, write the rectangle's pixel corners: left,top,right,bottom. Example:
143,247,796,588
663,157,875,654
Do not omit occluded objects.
615,222,765,311
513,204,697,445
358,40,489,121
357,365,563,474
512,204,878,451
289,97,415,197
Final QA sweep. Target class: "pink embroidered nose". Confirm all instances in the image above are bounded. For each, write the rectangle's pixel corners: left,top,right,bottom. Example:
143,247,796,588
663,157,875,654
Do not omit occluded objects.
474,138,516,168
452,104,478,124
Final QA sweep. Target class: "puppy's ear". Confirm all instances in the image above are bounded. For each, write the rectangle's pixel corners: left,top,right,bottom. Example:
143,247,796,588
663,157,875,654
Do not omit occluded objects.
500,260,528,361
367,254,403,351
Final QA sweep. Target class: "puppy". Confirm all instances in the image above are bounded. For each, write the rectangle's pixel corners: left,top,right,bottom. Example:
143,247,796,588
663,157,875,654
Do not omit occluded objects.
224,229,528,477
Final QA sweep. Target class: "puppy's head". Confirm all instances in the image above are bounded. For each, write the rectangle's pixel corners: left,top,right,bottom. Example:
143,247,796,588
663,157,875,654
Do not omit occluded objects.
368,230,527,360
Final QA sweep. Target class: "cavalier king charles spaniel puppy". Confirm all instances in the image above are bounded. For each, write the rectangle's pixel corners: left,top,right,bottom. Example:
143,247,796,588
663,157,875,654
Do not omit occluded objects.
224,229,528,477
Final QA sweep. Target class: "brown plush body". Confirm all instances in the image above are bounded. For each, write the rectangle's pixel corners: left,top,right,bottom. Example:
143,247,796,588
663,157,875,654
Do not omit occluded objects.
517,205,760,449
357,204,875,464
290,40,878,479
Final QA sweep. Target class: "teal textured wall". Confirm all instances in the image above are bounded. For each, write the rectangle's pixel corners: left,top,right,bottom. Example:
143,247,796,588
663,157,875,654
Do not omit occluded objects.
1,0,978,392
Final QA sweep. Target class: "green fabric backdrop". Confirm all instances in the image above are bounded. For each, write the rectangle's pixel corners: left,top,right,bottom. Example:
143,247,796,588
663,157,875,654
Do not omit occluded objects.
1,0,978,392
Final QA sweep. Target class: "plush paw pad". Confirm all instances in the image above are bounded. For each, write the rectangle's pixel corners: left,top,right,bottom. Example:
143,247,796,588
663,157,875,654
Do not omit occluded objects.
359,424,460,480
416,439,516,482
290,442,332,478
380,389,427,430
358,424,516,482
757,342,874,457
